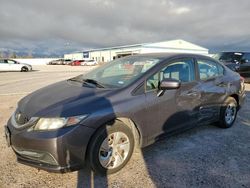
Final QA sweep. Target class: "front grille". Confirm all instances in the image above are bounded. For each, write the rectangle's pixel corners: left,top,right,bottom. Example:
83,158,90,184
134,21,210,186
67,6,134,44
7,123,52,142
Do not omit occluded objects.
15,111,29,125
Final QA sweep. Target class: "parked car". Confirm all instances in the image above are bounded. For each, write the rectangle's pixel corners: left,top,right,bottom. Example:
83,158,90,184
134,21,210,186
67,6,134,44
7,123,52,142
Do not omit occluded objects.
5,53,245,174
70,60,84,66
0,59,32,72
63,59,72,65
47,59,64,65
214,52,250,82
81,59,98,66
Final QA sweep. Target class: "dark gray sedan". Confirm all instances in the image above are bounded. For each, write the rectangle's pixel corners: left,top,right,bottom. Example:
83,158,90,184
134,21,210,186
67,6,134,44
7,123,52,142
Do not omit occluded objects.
5,53,246,174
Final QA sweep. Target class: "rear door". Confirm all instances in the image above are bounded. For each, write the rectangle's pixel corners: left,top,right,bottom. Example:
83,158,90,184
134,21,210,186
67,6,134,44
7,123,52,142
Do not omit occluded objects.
0,60,9,71
144,58,201,141
196,58,227,123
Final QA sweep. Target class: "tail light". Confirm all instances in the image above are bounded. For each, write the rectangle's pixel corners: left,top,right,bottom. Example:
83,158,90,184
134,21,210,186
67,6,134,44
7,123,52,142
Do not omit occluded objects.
240,76,245,91
240,76,245,83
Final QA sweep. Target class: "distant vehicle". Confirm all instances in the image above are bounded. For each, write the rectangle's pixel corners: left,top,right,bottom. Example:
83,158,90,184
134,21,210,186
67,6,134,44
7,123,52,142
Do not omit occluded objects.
47,59,64,65
81,59,98,66
5,53,245,174
0,59,32,72
63,59,72,65
70,60,84,66
214,52,250,82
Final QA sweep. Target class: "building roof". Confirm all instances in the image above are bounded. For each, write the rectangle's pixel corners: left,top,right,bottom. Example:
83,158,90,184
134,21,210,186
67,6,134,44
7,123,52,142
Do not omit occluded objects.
78,39,208,53
144,40,208,51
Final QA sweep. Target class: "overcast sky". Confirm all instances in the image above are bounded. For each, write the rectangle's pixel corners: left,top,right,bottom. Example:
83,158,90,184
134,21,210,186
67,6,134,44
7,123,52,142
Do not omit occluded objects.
0,0,250,56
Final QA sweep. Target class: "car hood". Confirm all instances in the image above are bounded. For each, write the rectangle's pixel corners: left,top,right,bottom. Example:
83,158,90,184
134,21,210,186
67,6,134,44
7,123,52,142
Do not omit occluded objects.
18,80,115,118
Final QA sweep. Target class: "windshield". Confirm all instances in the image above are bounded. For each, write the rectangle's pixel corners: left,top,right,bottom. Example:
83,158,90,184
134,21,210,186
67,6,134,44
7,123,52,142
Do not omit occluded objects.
74,56,163,88
214,52,243,62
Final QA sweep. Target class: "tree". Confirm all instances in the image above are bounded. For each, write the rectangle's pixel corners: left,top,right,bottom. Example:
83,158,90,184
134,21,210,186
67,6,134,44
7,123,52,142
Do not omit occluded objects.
9,52,17,58
27,50,33,58
0,51,6,58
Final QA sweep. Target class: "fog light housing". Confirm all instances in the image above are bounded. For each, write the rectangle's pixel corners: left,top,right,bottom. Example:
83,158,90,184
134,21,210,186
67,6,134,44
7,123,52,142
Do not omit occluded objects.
12,146,58,166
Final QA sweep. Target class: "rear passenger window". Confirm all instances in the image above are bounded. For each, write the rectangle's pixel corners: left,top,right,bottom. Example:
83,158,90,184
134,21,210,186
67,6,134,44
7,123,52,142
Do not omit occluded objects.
0,60,7,64
197,59,219,80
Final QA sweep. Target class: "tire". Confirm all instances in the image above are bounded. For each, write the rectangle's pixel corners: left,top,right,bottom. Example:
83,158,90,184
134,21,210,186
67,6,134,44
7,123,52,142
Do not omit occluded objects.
21,66,28,72
87,121,134,174
217,97,238,128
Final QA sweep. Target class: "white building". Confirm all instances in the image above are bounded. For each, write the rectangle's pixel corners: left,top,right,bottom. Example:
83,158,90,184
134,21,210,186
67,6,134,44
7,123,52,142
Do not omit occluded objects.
64,39,209,62
64,52,85,60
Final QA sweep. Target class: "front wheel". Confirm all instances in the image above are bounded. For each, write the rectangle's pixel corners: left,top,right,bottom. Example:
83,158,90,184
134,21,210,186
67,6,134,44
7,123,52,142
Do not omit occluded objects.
87,122,134,174
21,66,28,72
217,97,238,128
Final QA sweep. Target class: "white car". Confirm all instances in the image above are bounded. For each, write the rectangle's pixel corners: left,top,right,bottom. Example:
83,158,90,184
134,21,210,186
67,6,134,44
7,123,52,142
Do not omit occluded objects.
0,59,32,72
81,59,98,66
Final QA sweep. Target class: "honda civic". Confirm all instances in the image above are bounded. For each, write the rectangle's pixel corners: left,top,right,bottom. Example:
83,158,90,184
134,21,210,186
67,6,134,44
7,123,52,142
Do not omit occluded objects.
5,53,246,174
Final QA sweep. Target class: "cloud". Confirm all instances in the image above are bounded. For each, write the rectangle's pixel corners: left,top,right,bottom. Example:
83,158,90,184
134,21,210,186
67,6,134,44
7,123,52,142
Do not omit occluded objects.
173,7,190,15
0,0,249,56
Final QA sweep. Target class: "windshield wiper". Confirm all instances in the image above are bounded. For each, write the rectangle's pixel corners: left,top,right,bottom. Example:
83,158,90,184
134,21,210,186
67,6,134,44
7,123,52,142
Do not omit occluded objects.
82,79,105,88
68,77,83,83
68,78,105,88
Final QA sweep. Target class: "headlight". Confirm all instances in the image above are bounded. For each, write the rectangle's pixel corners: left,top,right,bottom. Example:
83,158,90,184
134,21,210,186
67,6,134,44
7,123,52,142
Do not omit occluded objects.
33,115,88,131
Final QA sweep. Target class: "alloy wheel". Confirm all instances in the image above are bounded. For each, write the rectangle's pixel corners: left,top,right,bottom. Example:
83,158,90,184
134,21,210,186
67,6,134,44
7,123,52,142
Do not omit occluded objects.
225,103,237,125
99,132,130,169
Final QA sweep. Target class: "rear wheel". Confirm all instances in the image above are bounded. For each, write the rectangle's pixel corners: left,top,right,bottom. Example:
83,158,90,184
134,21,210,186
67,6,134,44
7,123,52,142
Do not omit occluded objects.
87,122,134,174
217,97,238,128
21,66,28,72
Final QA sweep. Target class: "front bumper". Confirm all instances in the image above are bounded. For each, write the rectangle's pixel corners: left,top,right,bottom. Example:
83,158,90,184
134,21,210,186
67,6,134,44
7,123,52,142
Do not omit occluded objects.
6,120,95,173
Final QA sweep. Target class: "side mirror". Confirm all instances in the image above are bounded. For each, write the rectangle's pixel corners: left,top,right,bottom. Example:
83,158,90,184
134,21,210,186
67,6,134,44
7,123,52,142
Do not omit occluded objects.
159,78,181,90
157,78,180,97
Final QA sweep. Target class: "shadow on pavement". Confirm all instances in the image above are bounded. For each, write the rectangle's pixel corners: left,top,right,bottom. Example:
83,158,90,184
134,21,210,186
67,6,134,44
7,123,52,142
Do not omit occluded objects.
77,167,108,188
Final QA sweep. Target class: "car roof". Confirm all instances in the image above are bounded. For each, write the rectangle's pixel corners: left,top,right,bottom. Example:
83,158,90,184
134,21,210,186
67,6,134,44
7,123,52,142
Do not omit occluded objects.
218,51,250,54
129,53,212,61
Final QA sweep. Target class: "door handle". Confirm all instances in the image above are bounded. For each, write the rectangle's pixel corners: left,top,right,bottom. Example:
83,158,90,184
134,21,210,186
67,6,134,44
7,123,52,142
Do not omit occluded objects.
216,82,223,86
186,91,199,97
215,81,227,86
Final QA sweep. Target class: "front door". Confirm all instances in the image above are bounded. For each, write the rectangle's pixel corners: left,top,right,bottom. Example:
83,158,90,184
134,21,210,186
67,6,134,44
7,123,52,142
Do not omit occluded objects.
7,60,19,71
144,58,201,142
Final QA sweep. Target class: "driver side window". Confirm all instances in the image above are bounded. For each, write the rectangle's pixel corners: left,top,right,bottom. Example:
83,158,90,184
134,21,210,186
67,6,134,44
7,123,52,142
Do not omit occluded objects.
7,60,15,64
146,59,195,91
